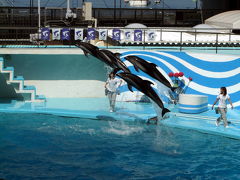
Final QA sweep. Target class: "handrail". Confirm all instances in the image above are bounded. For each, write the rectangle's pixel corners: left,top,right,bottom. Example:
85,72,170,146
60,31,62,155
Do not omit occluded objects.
0,27,240,54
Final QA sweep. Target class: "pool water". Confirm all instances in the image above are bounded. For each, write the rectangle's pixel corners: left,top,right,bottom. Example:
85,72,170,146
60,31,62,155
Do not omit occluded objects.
1,112,240,180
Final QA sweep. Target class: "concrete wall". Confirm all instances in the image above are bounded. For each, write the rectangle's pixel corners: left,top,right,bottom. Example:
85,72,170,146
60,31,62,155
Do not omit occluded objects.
3,53,108,98
0,48,239,109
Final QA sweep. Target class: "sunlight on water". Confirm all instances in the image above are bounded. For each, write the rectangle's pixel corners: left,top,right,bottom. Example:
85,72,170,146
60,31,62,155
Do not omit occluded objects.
1,113,240,179
104,121,144,136
152,126,181,155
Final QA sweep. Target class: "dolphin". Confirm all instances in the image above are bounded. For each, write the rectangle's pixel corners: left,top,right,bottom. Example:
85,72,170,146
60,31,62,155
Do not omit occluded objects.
76,42,116,68
97,50,117,68
76,43,130,72
75,42,99,57
117,72,170,117
125,55,173,90
112,68,121,75
100,49,131,73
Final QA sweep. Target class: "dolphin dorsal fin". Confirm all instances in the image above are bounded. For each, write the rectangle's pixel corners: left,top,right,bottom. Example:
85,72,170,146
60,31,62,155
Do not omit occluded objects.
150,63,157,67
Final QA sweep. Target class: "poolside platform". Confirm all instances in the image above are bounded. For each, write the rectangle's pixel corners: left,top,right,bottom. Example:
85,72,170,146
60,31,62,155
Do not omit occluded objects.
0,98,239,140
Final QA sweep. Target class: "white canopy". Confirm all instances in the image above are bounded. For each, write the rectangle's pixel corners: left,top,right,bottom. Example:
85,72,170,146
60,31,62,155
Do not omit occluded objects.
124,23,147,29
205,10,240,29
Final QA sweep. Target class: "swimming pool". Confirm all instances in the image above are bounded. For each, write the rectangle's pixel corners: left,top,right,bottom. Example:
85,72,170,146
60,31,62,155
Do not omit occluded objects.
1,112,240,180
0,46,239,179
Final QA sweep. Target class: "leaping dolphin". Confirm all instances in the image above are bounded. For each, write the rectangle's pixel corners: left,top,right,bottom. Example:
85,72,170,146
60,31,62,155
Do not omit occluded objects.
75,42,100,57
117,72,170,117
125,55,173,90
76,43,130,73
97,50,117,68
100,49,131,73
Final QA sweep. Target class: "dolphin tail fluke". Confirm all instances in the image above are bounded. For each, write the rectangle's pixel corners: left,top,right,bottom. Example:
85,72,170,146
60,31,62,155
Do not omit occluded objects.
162,108,170,117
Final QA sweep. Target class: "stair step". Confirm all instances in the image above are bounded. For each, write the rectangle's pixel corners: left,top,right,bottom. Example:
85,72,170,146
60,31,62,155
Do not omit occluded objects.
0,57,45,102
35,95,47,102
36,95,46,100
3,67,14,71
13,76,24,81
23,85,36,90
7,76,24,90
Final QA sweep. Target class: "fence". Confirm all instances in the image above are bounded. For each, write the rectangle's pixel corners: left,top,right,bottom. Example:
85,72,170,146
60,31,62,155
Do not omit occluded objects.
0,26,240,53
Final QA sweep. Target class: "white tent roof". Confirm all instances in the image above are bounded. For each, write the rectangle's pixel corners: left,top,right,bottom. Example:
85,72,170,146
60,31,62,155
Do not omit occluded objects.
124,23,147,29
205,10,240,29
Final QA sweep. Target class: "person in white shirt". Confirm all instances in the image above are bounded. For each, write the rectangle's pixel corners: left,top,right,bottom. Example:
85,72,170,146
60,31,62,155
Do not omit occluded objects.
104,72,122,112
212,87,233,128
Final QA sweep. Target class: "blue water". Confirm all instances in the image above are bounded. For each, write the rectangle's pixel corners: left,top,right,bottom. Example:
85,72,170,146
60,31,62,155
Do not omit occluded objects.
1,112,240,180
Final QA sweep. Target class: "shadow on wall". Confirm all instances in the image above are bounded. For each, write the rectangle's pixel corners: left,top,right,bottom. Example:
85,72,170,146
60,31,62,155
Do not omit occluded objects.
4,54,107,81
0,73,23,100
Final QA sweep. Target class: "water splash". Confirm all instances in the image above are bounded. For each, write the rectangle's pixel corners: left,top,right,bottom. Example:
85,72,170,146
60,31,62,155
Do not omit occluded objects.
104,121,144,136
152,126,181,155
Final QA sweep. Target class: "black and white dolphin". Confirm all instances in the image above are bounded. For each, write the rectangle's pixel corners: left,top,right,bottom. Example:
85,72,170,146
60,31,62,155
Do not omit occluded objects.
125,55,173,90
117,72,170,117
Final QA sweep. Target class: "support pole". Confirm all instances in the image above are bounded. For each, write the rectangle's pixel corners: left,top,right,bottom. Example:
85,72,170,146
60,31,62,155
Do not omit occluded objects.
38,0,41,45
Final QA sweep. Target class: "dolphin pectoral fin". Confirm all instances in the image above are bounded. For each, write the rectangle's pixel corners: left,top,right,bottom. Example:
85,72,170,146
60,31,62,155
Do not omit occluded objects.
76,45,89,57
112,68,121,74
83,51,89,57
162,108,170,117
127,84,133,92
133,65,139,72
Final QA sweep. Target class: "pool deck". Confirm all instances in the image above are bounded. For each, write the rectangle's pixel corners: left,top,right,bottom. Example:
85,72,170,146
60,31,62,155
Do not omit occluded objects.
0,98,239,139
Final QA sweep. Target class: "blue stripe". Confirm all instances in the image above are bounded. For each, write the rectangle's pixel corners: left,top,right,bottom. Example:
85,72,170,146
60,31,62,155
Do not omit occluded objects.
122,51,240,72
120,51,240,109
167,51,240,72
179,107,209,114
179,103,208,108
122,51,240,88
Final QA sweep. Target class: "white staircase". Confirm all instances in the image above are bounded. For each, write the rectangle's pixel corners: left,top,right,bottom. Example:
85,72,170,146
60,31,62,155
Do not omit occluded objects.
0,57,46,102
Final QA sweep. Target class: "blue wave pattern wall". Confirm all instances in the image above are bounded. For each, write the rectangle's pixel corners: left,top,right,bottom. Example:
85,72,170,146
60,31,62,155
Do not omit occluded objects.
119,51,240,109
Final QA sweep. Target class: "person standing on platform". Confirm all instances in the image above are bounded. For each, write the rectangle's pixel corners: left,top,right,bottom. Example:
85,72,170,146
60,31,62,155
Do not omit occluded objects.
105,72,122,112
212,87,234,128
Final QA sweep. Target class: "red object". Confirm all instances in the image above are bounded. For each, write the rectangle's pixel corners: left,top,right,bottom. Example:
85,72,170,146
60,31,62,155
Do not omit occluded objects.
168,72,174,77
189,77,193,81
174,73,179,77
178,72,184,77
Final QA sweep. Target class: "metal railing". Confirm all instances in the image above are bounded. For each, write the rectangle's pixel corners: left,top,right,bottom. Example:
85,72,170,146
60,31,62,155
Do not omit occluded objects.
0,27,240,54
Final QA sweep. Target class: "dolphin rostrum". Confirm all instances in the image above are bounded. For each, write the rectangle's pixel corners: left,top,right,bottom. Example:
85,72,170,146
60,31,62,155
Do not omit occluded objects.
125,55,173,90
117,72,170,117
